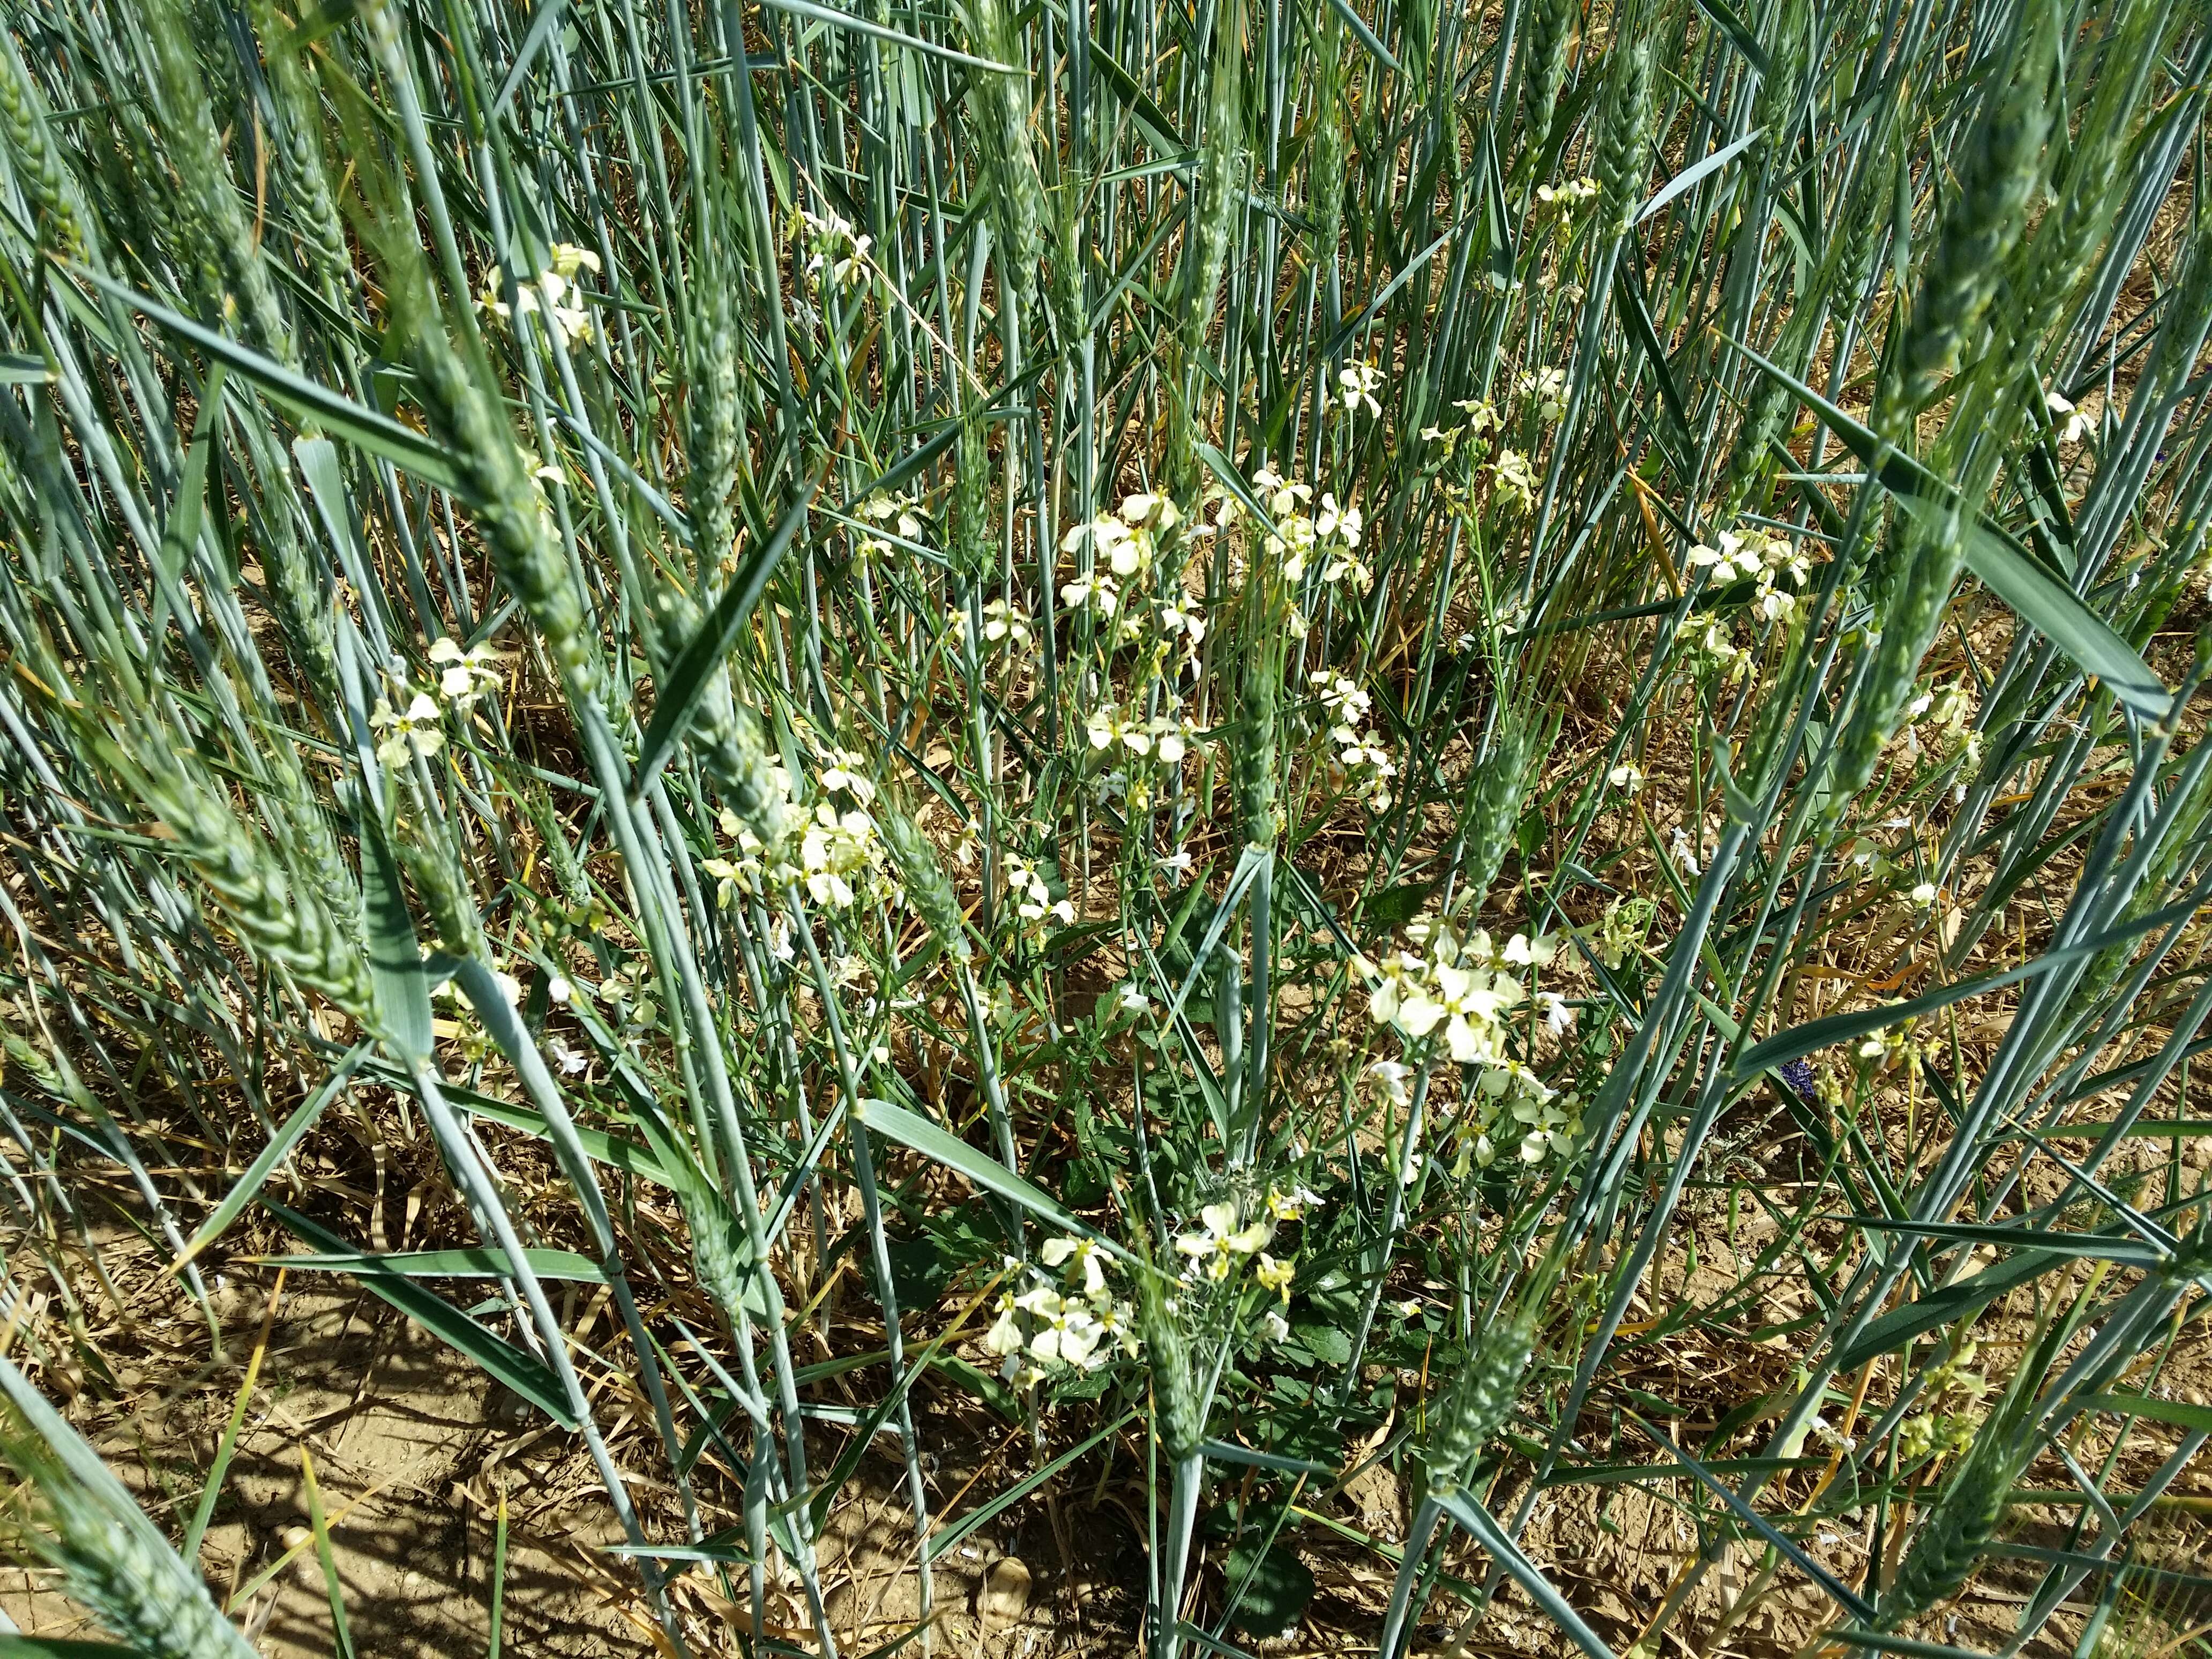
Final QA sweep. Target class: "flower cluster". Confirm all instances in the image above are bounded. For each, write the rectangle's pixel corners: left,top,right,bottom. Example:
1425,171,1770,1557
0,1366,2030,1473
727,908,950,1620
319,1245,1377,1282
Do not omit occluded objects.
1534,176,1601,213
1521,365,1568,423
1363,917,1557,1067
1173,1188,1308,1338
429,963,526,1063
1308,671,1395,811
430,637,505,709
984,1237,1141,1387
1339,361,1383,420
1687,525,1813,624
854,491,924,561
369,690,444,768
1898,1341,1992,1462
1459,1060,1582,1170
1002,851,1074,938
369,638,506,768
796,207,872,290
1244,463,1371,592
479,243,600,346
1490,447,1537,514
1853,1008,1937,1079
1085,702,1200,766
797,805,886,909
1062,492,1183,586
1593,894,1657,969
696,750,887,913
1421,397,1500,464
1362,920,1585,1170
1906,681,1981,777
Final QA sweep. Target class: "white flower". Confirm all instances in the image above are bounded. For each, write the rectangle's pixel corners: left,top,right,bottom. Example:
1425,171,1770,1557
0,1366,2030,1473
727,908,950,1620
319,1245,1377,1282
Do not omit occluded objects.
1365,1059,1411,1104
429,636,505,709
1042,1236,1110,1297
2047,390,2091,444
547,976,572,1005
1174,1202,1274,1280
819,750,876,803
550,1037,588,1075
1910,881,1938,907
1687,530,1762,585
1250,462,1312,519
798,804,880,910
1536,991,1573,1034
1118,492,1179,532
981,598,1033,650
1490,448,1536,513
477,243,601,345
1315,494,1363,548
1608,762,1643,794
1311,671,1370,722
1060,572,1119,615
1261,1310,1290,1343
1670,826,1701,875
1522,365,1568,423
369,692,444,768
983,1293,1025,1356
1267,1185,1318,1221
797,208,872,290
1157,595,1207,656
1338,361,1383,419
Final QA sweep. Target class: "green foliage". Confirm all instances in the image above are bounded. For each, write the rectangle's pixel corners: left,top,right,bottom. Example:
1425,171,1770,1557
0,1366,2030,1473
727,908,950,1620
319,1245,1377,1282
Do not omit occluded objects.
0,0,2206,1653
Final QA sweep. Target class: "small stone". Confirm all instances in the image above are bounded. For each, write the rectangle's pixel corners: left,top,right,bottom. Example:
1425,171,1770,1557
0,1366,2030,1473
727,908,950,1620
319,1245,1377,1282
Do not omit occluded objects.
978,1556,1032,1628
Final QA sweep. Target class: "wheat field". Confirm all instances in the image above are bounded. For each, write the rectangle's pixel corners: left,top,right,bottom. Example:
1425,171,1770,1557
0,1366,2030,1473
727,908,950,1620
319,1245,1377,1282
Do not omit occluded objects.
0,0,2207,1653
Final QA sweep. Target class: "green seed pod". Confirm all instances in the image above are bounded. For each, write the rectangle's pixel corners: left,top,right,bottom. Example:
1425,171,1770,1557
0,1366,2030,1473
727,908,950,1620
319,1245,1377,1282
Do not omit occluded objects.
141,0,298,370
1307,17,1347,266
685,256,744,578
250,470,345,719
1185,19,1244,353
1821,509,1958,833
951,410,991,585
1051,177,1085,361
263,742,364,959
0,36,86,258
1424,1306,1536,1494
1139,1272,1202,1462
1460,709,1536,906
881,810,970,962
243,0,350,293
966,0,1045,322
393,811,489,963
401,281,604,711
686,1189,754,1331
1878,1429,2023,1628
1882,13,2056,435
119,735,377,1025
13,1456,262,1659
1514,0,1575,177
1597,36,1653,238
1236,638,1279,848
